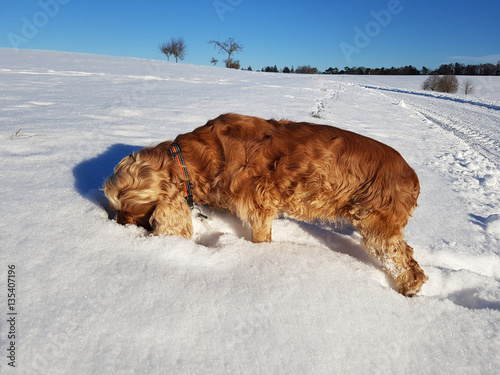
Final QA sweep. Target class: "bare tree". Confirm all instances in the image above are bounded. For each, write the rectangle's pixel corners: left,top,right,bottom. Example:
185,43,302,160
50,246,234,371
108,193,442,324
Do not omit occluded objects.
172,38,186,62
159,38,186,63
422,75,459,93
462,78,475,95
208,38,243,68
421,75,440,91
437,75,459,93
159,42,172,61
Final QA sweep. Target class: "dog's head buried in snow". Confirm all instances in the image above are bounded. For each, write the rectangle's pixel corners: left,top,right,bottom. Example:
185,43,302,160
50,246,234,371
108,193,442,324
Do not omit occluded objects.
104,113,428,296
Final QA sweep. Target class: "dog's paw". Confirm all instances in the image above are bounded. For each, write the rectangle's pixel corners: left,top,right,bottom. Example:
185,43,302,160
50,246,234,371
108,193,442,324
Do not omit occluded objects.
396,269,429,297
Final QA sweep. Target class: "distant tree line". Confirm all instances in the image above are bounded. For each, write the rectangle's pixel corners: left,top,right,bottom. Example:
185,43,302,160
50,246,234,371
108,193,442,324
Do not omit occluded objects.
325,65,422,75
254,65,319,74
253,62,500,76
431,62,500,76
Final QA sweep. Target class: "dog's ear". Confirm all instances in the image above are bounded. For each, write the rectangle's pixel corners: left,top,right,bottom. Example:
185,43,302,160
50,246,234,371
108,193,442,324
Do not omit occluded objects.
150,192,194,238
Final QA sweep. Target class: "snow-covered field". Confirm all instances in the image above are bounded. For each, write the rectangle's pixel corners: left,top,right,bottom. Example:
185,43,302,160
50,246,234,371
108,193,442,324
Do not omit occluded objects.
1,49,499,374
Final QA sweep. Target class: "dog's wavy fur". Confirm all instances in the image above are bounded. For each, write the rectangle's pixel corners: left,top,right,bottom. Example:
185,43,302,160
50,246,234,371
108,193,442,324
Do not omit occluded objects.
104,113,428,296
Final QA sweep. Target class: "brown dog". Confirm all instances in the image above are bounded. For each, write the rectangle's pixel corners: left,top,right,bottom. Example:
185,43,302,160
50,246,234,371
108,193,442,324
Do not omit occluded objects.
104,113,427,296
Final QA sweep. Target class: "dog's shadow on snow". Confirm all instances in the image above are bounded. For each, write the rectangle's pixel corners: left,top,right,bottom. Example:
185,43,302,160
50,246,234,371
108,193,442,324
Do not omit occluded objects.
73,143,143,217
294,220,383,269
292,220,397,289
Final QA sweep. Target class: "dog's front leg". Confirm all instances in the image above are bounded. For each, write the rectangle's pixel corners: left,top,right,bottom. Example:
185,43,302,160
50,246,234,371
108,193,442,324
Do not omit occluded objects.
250,218,273,242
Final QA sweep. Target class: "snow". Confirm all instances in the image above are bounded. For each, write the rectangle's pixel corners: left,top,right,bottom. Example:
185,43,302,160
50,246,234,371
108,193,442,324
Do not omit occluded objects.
1,48,500,374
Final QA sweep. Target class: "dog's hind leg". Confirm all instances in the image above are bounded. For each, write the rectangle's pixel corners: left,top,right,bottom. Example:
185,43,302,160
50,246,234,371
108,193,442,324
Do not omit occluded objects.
376,237,427,297
391,241,428,297
356,214,428,297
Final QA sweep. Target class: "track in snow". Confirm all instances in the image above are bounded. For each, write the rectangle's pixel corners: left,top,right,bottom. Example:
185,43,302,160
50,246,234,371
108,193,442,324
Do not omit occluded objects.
359,85,500,167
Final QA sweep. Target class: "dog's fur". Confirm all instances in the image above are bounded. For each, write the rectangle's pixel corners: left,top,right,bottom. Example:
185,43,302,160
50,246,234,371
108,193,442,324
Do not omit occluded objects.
104,113,427,296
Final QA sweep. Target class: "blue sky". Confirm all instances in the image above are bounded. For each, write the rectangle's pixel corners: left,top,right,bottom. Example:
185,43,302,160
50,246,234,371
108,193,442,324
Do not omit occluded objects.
1,0,499,71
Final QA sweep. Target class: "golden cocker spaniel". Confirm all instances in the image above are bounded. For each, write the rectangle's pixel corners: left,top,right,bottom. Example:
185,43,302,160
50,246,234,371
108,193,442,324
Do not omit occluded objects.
104,113,427,296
